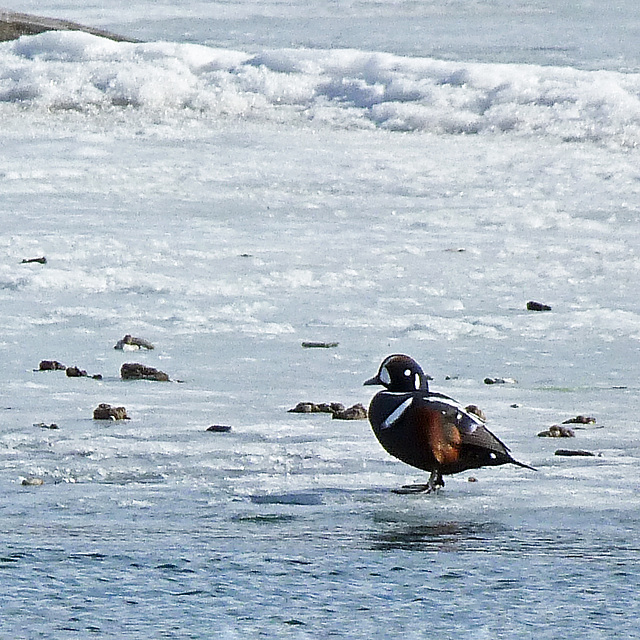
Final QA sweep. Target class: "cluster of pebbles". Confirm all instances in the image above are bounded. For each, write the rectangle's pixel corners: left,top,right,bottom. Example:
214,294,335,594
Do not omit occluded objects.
25,323,608,486
537,415,601,457
288,401,368,420
34,337,171,425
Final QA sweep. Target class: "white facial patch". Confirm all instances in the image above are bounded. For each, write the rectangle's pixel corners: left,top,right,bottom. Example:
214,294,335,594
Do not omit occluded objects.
414,373,421,389
381,397,414,430
379,366,391,386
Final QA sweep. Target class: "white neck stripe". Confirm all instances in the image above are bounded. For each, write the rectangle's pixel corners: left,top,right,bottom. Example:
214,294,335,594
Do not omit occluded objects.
381,397,414,430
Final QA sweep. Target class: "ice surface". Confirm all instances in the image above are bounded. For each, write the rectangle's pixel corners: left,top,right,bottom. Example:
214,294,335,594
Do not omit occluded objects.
1,2,640,638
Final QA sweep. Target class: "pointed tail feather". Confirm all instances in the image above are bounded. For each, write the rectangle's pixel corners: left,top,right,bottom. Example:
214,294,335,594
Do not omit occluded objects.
511,457,537,471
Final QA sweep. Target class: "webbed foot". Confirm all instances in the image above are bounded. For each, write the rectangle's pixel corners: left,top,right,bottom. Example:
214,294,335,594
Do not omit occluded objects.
392,483,434,494
392,471,444,495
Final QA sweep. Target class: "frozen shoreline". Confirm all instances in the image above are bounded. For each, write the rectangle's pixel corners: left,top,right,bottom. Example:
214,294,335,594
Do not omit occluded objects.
0,8,136,42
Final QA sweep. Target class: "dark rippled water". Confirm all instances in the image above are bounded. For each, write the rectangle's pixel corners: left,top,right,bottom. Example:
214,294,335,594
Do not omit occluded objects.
2,475,639,638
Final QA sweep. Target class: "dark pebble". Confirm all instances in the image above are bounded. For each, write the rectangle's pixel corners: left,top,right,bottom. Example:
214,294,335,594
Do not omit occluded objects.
206,425,232,433
527,300,552,311
93,403,129,420
289,402,312,413
21,477,44,486
121,363,169,381
34,422,58,429
538,425,575,438
301,341,339,348
484,377,517,385
66,366,88,378
114,334,155,350
21,256,47,264
288,402,345,414
38,360,66,371
554,449,596,457
332,403,368,420
562,415,596,424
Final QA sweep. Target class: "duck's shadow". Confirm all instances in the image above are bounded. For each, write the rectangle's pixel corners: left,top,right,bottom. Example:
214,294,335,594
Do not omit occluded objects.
368,513,505,552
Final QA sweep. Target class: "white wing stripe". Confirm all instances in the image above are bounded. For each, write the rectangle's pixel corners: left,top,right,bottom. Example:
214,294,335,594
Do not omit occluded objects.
381,397,414,430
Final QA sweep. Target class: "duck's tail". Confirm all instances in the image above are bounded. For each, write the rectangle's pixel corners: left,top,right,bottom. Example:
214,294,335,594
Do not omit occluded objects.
511,457,537,471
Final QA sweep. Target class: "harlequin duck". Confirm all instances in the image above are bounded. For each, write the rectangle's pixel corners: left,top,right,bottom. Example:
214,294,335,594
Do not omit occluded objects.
364,354,534,493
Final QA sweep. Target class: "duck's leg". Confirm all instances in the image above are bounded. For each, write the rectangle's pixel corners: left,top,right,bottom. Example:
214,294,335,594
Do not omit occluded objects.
392,470,444,494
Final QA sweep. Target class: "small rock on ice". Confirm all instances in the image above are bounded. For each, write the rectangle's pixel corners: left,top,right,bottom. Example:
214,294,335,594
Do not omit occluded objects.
562,415,596,424
21,256,47,264
21,477,44,486
114,335,155,350
484,377,518,385
288,402,345,414
301,341,339,348
465,404,486,421
121,363,169,381
332,403,368,420
538,425,576,438
206,425,232,433
93,403,130,420
37,360,66,371
34,422,58,429
554,449,596,457
526,300,552,311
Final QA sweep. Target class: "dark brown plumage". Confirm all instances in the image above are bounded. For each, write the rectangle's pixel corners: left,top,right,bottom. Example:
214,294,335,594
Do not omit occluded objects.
365,354,534,493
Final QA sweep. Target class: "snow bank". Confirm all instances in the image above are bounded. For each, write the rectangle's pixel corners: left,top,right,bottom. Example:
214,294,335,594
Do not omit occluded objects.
1,31,640,145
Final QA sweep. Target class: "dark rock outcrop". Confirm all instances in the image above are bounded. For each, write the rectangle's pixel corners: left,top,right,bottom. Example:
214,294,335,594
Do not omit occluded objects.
0,10,138,42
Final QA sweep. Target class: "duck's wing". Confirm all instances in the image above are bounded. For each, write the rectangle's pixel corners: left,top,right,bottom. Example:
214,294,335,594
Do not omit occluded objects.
419,394,535,470
419,393,485,434
411,394,483,466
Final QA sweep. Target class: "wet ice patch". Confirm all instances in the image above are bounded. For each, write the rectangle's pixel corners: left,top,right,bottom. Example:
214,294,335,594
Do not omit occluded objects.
249,492,323,506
